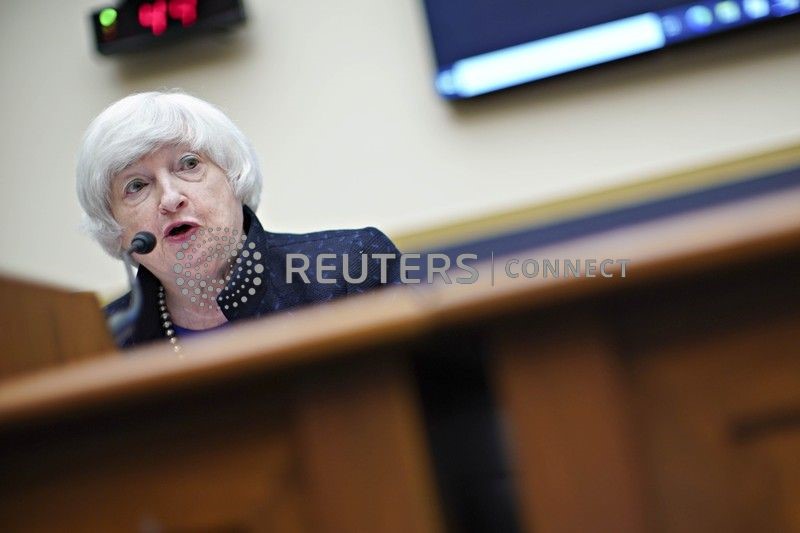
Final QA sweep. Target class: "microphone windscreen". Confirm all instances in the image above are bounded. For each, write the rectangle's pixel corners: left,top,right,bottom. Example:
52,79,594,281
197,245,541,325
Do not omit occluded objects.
130,232,157,255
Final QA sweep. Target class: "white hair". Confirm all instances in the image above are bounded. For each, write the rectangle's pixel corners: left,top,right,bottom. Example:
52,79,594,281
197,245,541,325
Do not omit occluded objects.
76,90,262,258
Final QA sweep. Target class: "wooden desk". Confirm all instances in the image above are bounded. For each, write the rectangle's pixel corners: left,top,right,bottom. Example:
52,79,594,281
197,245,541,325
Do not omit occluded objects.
1,184,799,532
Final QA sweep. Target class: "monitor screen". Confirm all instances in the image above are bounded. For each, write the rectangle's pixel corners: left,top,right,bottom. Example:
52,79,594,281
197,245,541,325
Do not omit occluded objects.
422,0,800,98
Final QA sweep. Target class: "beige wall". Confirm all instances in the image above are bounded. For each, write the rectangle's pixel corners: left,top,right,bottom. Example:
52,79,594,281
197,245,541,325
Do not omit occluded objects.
1,1,799,295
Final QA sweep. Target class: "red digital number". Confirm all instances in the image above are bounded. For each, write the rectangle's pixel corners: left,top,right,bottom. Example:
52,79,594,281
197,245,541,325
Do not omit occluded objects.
169,0,198,26
139,0,197,36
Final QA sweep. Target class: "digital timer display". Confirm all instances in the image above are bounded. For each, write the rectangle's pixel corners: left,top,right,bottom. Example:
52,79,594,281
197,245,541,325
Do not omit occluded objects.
91,0,246,55
137,0,198,35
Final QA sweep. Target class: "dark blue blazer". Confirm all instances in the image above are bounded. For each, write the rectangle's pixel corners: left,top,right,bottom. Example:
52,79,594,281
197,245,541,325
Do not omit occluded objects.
105,205,402,349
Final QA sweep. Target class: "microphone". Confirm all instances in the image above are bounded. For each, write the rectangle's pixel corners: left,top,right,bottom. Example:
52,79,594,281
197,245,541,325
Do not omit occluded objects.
107,231,157,346
128,231,157,255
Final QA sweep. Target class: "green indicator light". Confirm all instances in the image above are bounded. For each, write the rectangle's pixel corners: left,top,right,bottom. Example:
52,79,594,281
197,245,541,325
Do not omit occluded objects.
99,8,117,27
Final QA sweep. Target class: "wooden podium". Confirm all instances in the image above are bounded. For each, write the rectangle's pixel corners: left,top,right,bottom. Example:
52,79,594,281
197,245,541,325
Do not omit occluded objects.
1,182,799,532
0,276,115,379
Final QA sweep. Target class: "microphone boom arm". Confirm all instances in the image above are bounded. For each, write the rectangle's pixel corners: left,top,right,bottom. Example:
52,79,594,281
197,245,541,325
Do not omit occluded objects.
106,231,157,346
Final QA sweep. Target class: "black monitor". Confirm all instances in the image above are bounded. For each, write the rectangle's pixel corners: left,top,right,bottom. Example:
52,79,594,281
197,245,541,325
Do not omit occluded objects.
421,0,799,98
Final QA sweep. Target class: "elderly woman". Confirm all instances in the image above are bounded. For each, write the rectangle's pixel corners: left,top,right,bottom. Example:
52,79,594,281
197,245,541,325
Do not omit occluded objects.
77,90,401,350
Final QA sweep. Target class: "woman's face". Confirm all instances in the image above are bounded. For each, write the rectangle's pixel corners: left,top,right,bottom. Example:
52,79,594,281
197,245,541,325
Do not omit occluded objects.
109,144,244,287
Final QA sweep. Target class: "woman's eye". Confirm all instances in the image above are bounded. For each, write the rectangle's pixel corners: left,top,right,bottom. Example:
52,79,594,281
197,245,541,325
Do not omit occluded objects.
124,179,147,195
180,155,200,170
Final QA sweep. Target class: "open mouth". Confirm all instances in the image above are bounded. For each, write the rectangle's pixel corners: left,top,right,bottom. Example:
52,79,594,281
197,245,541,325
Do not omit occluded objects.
168,224,193,237
164,222,199,242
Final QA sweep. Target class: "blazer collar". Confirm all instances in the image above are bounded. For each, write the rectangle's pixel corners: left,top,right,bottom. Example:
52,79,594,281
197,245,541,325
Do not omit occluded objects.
129,204,269,345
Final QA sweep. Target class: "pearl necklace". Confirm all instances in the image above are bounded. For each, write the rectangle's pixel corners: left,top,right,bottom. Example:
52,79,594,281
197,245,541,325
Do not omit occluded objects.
157,285,182,354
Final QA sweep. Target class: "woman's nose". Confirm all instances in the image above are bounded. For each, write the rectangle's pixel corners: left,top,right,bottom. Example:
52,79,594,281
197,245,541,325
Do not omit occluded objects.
158,181,187,214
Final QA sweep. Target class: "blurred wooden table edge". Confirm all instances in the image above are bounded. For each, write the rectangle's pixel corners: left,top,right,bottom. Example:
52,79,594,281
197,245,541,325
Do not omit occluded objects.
1,183,798,430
